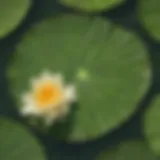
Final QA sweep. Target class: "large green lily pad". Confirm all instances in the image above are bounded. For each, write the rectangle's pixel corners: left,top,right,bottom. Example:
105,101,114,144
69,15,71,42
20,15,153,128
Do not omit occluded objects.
0,0,31,39
138,0,160,41
7,15,151,142
95,140,157,160
0,118,45,160
143,95,160,156
59,0,125,12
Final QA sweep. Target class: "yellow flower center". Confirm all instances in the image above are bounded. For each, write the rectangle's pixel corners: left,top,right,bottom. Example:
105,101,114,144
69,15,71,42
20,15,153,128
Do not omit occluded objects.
34,81,63,109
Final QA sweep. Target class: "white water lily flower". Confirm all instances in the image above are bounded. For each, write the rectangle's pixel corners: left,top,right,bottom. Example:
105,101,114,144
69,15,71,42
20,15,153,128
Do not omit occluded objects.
20,70,77,125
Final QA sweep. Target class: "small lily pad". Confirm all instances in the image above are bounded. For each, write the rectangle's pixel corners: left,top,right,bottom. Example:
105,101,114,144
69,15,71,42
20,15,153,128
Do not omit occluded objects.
0,118,46,160
7,15,151,142
95,140,157,160
143,95,160,156
138,0,160,41
59,0,125,12
0,0,31,39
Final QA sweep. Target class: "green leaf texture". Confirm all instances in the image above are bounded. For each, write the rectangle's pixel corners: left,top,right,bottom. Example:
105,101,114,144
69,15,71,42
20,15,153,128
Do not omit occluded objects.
59,0,125,12
144,95,160,156
138,0,160,41
7,15,151,142
0,0,31,38
0,118,45,160
95,140,157,160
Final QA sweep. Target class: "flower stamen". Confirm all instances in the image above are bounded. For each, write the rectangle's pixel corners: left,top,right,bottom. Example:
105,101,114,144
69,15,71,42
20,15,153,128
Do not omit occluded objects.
33,81,63,108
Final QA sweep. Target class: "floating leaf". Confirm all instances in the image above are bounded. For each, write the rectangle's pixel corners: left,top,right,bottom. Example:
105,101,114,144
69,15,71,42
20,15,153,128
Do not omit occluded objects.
0,118,46,160
7,15,151,142
0,0,31,39
59,0,125,12
95,140,157,160
138,0,160,40
144,95,160,156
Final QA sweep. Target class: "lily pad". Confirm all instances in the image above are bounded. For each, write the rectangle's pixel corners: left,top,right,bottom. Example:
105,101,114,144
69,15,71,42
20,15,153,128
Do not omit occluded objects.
95,140,157,160
138,0,160,41
0,118,45,160
7,15,151,142
143,95,160,156
0,0,31,39
59,0,125,12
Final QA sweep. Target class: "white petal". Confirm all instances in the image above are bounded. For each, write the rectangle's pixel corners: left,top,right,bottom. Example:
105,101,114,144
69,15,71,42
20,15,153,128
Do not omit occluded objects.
21,93,33,104
20,93,41,116
20,105,39,116
32,70,54,89
41,69,52,77
41,70,62,83
64,85,77,102
31,72,52,89
44,104,70,125
30,78,41,89
51,73,64,86
33,70,64,89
